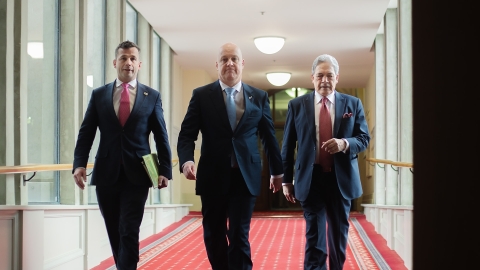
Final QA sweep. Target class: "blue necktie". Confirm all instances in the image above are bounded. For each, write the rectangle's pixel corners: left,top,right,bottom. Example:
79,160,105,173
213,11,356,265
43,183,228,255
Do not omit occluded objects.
225,87,236,130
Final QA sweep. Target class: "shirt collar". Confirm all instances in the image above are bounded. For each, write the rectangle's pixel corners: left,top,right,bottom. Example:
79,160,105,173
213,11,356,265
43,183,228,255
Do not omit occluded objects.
116,79,137,88
219,80,242,92
315,90,335,104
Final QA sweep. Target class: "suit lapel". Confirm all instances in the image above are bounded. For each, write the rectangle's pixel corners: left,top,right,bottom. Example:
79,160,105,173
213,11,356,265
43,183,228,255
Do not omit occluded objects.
235,83,253,131
210,81,232,130
334,91,346,136
105,81,118,123
130,82,146,119
303,92,316,142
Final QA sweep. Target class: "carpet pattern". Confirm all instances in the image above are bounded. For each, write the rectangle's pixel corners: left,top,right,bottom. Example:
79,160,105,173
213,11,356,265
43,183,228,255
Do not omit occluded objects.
92,212,406,270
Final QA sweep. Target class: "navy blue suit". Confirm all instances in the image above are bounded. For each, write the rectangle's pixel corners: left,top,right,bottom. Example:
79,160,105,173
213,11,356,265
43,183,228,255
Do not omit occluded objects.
282,91,370,270
73,80,172,269
177,80,283,269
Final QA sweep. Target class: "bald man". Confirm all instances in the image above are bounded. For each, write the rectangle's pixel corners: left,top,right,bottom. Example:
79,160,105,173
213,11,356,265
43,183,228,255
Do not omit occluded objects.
177,43,283,270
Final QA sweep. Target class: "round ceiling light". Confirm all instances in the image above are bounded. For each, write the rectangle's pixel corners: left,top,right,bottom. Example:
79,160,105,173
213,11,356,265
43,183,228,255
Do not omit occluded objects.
266,72,291,86
254,37,285,54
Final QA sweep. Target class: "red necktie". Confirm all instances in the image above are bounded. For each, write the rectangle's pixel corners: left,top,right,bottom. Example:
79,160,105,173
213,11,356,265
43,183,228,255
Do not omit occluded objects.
118,83,130,126
318,97,333,169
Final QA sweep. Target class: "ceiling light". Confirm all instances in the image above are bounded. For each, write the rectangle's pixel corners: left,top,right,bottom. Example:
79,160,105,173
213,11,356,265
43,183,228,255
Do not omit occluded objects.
254,37,285,54
266,72,291,86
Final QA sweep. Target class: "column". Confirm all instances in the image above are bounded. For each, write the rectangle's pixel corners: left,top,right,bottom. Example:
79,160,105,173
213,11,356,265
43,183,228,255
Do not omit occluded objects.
384,8,399,206
137,13,151,85
59,0,81,205
399,0,413,206
374,33,386,206
398,0,413,268
0,0,18,205
160,39,173,204
105,0,123,82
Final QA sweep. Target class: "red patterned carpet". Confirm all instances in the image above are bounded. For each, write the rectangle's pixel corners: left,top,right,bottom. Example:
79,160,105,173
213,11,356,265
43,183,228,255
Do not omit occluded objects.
92,211,406,270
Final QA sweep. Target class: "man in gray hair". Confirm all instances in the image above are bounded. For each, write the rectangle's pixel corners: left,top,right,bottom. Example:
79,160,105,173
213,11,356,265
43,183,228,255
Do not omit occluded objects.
281,54,370,269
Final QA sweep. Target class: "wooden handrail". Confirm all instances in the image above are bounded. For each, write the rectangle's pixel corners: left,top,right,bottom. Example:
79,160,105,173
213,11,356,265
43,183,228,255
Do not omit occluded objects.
0,160,179,205
0,159,179,175
0,164,94,174
366,158,413,168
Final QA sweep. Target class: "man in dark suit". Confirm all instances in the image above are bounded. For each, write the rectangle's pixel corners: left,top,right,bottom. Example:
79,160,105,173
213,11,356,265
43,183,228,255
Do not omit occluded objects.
72,40,172,270
281,54,370,270
177,42,283,270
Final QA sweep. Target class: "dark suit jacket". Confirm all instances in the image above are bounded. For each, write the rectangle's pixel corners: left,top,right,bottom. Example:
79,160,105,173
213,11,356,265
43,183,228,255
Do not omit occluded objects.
177,80,283,196
73,80,172,186
281,91,370,201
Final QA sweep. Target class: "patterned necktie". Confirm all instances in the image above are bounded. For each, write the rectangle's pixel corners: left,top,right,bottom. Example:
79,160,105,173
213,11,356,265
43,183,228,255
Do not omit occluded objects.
118,82,130,126
318,97,333,169
225,87,236,130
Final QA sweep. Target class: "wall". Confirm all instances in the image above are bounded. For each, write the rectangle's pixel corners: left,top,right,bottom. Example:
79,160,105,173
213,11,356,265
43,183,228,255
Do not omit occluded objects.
363,66,376,205
0,204,190,270
171,66,214,211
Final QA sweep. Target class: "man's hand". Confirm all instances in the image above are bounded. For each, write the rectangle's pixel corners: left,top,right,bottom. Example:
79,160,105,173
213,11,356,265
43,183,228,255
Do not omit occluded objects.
269,176,283,193
158,175,169,189
73,167,87,190
283,184,296,203
321,138,346,154
182,162,197,180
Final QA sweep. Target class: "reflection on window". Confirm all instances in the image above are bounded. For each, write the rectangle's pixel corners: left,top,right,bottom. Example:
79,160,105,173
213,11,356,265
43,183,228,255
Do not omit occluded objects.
126,3,138,43
86,0,106,204
26,0,58,203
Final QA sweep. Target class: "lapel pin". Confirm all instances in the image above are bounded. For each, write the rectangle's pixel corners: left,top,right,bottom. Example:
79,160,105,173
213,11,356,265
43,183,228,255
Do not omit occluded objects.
248,96,252,100
144,92,148,96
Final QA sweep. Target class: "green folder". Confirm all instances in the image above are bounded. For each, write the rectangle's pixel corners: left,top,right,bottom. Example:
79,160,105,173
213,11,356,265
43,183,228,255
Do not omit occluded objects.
142,153,160,188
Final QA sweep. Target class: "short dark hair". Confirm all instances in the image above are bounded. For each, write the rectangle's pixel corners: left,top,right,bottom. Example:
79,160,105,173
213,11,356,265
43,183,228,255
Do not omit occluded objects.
115,40,141,58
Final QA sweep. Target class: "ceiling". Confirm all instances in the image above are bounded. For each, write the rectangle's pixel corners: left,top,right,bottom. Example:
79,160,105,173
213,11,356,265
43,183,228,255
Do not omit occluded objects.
129,0,394,91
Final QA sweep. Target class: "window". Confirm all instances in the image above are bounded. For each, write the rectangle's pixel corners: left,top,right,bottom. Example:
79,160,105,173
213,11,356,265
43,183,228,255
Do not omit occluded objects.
26,0,59,203
85,0,106,204
152,32,161,93
126,2,138,43
150,32,162,204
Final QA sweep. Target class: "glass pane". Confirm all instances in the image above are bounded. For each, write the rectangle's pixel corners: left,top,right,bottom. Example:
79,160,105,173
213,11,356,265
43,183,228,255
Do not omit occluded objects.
26,0,58,203
151,33,162,204
273,90,290,123
152,33,161,92
273,88,313,123
86,0,106,204
126,3,137,43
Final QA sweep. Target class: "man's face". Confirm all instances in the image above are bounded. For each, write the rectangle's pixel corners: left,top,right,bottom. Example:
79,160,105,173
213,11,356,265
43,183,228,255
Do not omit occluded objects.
216,44,244,87
113,47,142,83
311,62,339,96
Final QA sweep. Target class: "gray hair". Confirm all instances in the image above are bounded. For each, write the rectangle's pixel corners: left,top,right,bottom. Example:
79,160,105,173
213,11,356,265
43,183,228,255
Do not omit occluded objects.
311,54,339,75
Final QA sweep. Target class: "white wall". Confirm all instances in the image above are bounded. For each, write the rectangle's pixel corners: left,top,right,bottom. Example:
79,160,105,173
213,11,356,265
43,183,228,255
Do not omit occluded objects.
0,204,191,270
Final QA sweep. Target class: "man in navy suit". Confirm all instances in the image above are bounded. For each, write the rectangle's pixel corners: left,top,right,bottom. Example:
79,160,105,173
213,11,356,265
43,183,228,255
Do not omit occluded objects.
72,40,172,270
281,54,370,270
177,42,283,270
